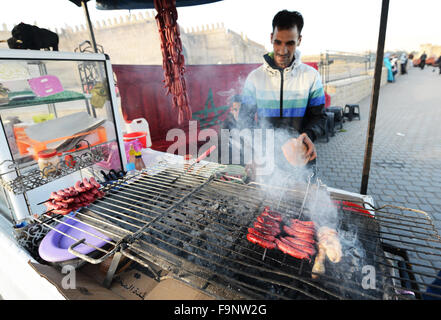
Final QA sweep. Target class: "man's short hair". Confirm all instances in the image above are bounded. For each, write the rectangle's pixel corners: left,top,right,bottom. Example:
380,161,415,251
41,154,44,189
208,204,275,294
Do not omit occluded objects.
272,10,304,34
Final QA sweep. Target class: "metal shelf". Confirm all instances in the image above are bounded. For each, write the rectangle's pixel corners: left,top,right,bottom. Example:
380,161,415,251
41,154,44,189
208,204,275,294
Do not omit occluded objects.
0,143,106,195
0,90,88,110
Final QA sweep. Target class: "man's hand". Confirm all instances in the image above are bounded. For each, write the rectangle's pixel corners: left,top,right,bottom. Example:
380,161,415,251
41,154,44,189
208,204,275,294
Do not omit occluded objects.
298,133,317,161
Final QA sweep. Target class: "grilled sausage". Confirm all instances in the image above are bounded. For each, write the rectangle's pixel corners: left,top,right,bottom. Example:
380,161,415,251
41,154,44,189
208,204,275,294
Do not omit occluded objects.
83,178,93,190
283,225,315,244
89,176,101,188
56,189,68,199
289,219,315,230
61,197,75,204
262,207,283,221
254,221,280,236
288,223,315,235
247,227,276,242
281,237,316,256
275,239,311,262
256,215,280,228
284,236,316,248
50,191,63,201
247,233,276,249
74,180,86,193
51,208,71,215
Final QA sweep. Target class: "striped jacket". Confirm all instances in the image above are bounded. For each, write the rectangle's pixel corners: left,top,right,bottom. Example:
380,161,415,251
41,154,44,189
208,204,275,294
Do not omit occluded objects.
241,50,326,141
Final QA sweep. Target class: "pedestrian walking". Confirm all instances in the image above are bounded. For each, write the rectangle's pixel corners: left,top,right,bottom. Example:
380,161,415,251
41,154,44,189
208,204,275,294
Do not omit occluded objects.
436,55,441,75
400,52,408,74
419,52,427,70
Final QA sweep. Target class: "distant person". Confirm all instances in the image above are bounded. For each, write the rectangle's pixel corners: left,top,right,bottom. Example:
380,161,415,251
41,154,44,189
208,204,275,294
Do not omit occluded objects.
391,55,398,77
419,52,427,70
408,54,414,68
436,55,441,75
384,54,394,82
400,53,408,74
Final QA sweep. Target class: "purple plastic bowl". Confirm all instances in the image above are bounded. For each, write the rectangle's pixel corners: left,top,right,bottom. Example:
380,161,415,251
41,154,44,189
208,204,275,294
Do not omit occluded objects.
38,217,111,263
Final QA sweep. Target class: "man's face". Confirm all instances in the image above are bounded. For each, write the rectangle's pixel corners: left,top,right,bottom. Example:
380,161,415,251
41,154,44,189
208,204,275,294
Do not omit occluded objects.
271,26,301,69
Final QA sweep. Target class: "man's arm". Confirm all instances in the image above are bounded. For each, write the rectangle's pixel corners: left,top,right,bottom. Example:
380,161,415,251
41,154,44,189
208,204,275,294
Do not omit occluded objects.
301,72,327,142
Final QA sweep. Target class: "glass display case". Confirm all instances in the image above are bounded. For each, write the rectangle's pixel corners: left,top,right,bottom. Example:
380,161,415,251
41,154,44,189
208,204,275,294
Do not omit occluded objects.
0,49,126,223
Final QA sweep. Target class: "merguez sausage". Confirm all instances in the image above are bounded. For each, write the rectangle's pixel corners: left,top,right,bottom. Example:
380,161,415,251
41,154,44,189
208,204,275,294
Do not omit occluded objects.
283,225,315,244
281,237,316,256
256,215,280,228
275,239,311,262
89,177,101,188
247,228,276,242
254,221,280,236
247,233,276,249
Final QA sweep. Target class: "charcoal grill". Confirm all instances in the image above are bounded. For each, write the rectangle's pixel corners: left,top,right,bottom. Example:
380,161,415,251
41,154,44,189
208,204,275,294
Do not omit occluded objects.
35,160,441,300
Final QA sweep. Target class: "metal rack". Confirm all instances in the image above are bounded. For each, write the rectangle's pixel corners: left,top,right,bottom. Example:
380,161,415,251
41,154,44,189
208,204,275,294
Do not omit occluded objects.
0,140,108,195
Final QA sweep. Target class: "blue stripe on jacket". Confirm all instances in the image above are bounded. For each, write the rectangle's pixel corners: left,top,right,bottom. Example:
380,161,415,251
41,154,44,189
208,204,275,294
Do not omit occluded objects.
308,95,326,107
257,107,307,117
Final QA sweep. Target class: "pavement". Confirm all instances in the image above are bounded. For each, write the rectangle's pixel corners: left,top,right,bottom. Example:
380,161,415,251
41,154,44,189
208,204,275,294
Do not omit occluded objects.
315,65,441,283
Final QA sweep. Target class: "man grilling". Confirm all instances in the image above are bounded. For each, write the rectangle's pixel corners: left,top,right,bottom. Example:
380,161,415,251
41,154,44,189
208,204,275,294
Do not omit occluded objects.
235,10,326,176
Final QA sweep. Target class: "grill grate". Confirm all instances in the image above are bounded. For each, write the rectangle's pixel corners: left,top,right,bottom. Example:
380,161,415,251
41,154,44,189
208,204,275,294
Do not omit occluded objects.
36,161,441,300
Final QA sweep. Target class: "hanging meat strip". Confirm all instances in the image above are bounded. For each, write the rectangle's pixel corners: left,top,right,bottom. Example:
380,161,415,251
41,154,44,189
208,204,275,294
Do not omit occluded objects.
154,0,191,125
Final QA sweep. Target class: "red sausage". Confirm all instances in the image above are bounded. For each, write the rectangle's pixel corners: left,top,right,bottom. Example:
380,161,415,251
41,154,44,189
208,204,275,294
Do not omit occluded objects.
261,210,283,222
256,215,280,228
275,239,311,262
289,223,315,235
56,189,67,199
45,201,59,211
89,177,101,188
97,190,105,199
74,181,85,193
247,228,276,242
53,201,68,209
83,178,93,190
290,219,316,230
284,236,316,248
283,226,315,244
82,192,95,202
51,208,71,215
253,221,280,236
61,197,75,204
50,192,63,201
262,207,283,221
280,237,316,256
68,187,78,196
247,233,276,249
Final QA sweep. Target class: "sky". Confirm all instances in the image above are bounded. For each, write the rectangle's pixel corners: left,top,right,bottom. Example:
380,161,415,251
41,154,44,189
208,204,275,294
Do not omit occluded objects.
0,0,440,55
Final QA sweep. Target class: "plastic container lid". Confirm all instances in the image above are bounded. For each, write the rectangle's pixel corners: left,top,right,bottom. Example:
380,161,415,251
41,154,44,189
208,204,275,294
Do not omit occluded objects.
123,131,146,140
37,149,58,159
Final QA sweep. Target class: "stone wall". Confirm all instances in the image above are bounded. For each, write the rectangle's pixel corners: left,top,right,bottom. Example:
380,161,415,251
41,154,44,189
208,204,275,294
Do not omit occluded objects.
0,13,266,65
325,67,389,108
